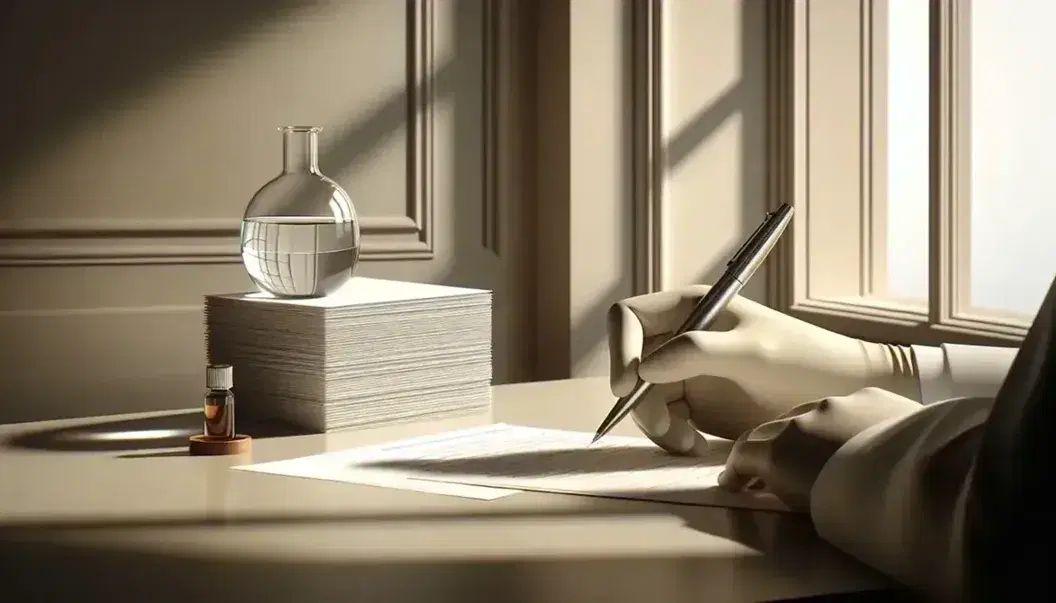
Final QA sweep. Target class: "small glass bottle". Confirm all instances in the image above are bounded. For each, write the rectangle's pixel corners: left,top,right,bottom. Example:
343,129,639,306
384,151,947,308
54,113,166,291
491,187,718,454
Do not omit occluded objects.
204,364,235,439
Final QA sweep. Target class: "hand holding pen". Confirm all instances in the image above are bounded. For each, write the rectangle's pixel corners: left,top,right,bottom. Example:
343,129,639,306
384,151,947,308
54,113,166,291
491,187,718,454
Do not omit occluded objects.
592,204,794,446
598,203,927,457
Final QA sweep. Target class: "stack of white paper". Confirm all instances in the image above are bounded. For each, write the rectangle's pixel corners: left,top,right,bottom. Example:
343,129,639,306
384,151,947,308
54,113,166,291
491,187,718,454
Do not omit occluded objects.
204,277,492,432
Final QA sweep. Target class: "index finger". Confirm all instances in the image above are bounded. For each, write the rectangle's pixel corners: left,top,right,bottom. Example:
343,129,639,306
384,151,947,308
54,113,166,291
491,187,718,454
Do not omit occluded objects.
612,286,713,338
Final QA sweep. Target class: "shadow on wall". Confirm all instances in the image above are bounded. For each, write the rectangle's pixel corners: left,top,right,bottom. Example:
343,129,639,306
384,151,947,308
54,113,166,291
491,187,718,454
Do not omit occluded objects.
0,0,313,194
0,0,462,220
566,0,770,373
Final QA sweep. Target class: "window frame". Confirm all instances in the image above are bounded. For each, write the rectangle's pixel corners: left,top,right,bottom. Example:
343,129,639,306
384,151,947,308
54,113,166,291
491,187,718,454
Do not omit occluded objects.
765,0,1028,348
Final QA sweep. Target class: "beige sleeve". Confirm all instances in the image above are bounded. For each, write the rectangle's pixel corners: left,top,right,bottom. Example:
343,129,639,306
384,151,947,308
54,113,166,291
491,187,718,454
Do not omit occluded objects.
808,395,993,599
911,344,1017,404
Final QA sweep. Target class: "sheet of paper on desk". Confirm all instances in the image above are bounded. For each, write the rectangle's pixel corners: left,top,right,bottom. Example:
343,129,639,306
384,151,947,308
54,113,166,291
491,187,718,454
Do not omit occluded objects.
234,428,522,500
348,423,792,513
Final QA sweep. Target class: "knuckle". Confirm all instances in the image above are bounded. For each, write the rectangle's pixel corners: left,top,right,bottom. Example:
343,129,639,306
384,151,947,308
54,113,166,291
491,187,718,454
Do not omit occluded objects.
754,339,779,362
858,386,886,396
815,396,841,412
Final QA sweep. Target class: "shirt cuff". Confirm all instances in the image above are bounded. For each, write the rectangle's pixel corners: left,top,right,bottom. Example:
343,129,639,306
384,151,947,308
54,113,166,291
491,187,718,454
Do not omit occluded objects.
911,344,949,405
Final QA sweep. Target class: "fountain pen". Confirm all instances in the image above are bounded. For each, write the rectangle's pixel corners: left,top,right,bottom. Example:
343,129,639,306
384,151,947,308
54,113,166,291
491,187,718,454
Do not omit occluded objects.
591,203,795,444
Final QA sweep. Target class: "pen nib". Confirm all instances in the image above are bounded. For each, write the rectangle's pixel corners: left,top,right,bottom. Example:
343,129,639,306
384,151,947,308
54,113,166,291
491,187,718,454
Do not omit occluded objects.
590,433,603,445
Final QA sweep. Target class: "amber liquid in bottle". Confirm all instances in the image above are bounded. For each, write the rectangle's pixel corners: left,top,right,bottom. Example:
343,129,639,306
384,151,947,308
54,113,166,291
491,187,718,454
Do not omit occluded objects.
204,389,235,439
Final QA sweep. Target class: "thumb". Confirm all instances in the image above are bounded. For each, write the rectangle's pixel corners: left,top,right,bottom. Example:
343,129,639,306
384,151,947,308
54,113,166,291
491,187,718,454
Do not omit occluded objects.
637,330,754,384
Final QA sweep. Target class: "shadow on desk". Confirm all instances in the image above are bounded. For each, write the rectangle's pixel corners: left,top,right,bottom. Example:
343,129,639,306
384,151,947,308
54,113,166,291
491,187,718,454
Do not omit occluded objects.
776,592,920,602
357,445,732,476
3,410,302,453
0,513,913,603
0,499,914,602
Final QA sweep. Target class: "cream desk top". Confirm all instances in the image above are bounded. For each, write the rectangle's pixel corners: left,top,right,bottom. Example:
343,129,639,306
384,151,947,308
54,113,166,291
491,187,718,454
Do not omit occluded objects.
0,378,902,603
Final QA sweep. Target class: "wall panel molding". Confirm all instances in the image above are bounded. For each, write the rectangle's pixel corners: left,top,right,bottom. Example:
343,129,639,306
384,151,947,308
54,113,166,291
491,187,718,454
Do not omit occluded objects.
0,215,427,266
0,304,201,319
764,0,794,309
0,0,436,267
401,0,435,261
480,0,502,255
630,0,665,296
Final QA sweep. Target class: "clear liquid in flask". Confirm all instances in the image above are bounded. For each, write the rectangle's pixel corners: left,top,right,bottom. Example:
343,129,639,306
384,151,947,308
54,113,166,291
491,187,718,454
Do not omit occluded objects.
240,216,360,298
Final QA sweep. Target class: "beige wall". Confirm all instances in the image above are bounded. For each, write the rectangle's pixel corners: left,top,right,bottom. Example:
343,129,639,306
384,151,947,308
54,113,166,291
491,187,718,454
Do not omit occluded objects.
0,0,772,424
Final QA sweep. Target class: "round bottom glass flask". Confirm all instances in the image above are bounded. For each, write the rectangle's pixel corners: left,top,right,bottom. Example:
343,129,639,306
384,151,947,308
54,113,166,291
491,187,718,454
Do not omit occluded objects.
240,126,361,298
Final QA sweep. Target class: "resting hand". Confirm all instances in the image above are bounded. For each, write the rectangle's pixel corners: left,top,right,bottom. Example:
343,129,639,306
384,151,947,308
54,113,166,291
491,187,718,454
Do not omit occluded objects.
718,387,921,511
607,285,917,455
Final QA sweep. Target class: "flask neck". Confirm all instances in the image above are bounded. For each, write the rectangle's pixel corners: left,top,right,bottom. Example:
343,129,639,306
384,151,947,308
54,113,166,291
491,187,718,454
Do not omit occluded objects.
282,129,320,174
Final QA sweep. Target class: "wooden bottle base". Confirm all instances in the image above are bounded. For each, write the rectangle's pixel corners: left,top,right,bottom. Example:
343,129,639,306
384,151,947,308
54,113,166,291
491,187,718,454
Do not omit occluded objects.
188,434,252,456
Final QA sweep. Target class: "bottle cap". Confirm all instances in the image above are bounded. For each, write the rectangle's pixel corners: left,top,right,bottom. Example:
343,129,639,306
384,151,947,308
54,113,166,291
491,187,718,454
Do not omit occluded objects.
206,364,233,389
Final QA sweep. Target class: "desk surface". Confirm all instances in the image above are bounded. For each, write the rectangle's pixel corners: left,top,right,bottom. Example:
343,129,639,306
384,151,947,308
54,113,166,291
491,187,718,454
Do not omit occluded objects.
0,377,893,603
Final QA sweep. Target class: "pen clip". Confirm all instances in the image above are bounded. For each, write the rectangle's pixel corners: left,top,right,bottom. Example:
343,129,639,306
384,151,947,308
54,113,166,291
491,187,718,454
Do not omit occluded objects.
727,211,773,267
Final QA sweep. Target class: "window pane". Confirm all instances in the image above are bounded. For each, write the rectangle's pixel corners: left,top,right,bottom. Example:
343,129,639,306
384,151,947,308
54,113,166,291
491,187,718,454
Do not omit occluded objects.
885,0,930,302
969,0,1056,318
